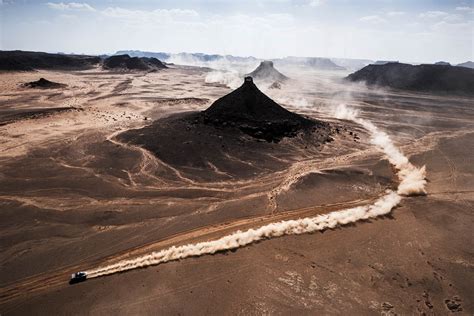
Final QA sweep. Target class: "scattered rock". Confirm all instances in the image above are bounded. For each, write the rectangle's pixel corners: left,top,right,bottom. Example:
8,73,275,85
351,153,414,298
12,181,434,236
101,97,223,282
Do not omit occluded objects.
22,78,67,89
382,302,394,310
445,297,462,312
422,292,434,309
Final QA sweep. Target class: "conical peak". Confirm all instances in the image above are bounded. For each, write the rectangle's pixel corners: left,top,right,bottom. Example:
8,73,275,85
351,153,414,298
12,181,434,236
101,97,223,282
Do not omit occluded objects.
246,60,288,82
203,74,305,124
260,60,274,67
241,76,258,89
201,73,315,142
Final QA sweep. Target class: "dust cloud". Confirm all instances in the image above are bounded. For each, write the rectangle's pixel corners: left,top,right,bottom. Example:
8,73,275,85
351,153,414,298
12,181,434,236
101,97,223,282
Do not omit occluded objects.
86,101,426,278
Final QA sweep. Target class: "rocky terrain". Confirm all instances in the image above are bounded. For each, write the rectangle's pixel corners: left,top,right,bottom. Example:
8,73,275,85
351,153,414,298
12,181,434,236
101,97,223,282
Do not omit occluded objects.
21,78,66,89
0,63,472,315
103,54,167,71
119,77,334,180
0,50,100,71
202,76,320,142
0,51,169,73
346,62,474,95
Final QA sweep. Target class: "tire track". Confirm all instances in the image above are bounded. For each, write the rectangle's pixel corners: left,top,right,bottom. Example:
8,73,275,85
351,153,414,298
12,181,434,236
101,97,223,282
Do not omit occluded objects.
0,197,373,308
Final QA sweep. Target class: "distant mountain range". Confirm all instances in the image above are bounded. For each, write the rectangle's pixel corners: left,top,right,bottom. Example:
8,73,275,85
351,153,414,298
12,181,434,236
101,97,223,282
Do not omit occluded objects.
114,50,371,71
456,61,474,69
2,49,472,73
272,56,345,70
115,50,170,61
372,60,399,65
115,50,258,65
115,52,474,71
330,58,373,71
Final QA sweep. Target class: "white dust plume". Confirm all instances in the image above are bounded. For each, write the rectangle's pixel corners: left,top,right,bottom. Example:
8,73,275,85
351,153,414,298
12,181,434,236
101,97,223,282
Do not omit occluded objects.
87,191,400,278
332,103,426,196
85,103,426,279
205,70,242,89
166,54,258,89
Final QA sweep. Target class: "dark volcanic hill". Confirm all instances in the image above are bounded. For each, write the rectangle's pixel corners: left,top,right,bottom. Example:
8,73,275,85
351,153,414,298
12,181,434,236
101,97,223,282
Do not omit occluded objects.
202,77,318,142
0,50,100,71
346,63,474,95
118,77,333,180
22,78,66,89
103,54,167,71
246,61,288,82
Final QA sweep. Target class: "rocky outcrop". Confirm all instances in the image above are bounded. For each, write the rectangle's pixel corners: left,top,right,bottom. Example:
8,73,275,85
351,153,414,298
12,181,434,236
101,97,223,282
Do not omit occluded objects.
201,77,325,142
346,63,474,95
0,50,100,71
22,78,66,89
103,55,167,71
246,61,288,82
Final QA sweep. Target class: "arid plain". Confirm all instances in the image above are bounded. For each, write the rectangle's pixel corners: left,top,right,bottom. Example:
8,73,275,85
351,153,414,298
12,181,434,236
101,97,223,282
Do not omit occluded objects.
0,65,473,314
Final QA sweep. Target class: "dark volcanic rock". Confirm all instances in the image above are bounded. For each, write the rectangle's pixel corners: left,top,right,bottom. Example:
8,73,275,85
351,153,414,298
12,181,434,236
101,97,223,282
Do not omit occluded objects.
246,61,288,82
346,63,474,95
142,57,167,68
22,78,67,89
119,110,332,181
444,297,463,312
118,77,333,180
0,50,100,71
201,77,322,142
103,54,167,71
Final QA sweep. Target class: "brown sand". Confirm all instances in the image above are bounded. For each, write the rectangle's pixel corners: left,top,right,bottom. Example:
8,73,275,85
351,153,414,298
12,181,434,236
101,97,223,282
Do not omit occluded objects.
0,65,472,315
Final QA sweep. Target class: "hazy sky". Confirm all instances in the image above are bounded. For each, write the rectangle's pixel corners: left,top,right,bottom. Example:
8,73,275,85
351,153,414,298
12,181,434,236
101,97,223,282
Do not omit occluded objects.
1,0,473,63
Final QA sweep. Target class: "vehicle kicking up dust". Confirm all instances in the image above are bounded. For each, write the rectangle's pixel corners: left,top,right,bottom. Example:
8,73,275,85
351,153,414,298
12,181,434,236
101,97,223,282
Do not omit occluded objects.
1,1,473,314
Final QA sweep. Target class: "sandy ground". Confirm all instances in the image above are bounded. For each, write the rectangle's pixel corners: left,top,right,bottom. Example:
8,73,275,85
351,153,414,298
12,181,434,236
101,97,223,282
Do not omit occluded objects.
0,65,473,315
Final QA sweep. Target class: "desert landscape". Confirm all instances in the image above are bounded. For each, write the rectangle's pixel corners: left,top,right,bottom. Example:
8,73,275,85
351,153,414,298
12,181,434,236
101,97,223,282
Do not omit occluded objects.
1,1,473,314
0,52,472,314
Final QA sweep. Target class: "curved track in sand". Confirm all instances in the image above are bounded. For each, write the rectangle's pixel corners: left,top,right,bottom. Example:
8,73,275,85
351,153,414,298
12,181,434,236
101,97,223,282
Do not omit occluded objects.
79,102,426,281
1,100,426,308
0,197,375,307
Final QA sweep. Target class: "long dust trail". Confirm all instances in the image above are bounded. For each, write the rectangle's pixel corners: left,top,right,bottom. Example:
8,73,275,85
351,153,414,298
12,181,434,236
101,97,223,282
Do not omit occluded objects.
86,103,426,279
